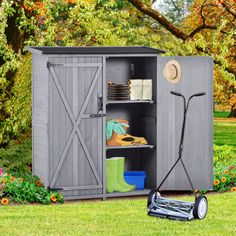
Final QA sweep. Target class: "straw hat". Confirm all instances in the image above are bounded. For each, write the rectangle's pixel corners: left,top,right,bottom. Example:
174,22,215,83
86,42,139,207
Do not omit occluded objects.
163,60,182,84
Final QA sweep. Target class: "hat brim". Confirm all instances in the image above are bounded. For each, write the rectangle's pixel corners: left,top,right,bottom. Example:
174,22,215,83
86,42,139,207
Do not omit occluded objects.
163,60,182,84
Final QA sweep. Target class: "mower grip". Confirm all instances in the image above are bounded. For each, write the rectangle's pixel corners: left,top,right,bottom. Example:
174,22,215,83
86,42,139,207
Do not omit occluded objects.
192,92,206,97
170,91,183,97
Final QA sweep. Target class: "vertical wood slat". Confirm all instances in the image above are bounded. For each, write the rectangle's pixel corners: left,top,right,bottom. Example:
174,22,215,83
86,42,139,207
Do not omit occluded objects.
59,57,64,188
78,56,86,196
49,57,53,184
97,57,103,195
85,56,91,195
88,57,93,195
65,56,73,197
102,56,107,198
91,56,98,195
72,57,79,197
91,56,97,194
32,54,35,177
52,57,60,187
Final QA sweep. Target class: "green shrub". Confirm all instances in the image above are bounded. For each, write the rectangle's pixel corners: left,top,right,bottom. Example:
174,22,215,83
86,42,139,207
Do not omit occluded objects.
0,170,63,205
213,144,235,166
0,137,32,173
0,54,32,146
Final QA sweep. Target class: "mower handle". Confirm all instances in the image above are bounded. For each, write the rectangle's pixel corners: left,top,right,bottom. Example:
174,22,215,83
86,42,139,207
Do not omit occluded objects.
170,91,183,97
157,90,206,194
191,92,206,97
170,91,206,98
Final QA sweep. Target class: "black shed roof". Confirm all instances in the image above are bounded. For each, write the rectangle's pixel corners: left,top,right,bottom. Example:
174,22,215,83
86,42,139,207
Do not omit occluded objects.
27,46,165,55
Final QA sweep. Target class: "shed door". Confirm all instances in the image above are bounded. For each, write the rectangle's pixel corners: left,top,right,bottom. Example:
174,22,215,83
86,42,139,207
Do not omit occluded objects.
156,56,213,190
47,57,103,196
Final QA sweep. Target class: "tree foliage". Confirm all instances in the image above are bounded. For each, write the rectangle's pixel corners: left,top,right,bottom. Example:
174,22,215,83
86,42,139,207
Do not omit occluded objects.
128,0,236,116
0,0,235,148
0,0,52,145
182,0,236,116
0,0,168,146
1,54,32,144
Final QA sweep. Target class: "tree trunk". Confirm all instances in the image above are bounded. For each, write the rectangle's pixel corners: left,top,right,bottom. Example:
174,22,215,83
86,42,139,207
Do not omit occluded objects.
228,106,236,118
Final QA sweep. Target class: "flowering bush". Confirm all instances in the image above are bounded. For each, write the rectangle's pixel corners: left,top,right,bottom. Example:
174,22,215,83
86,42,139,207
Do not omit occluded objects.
213,164,236,192
0,168,64,205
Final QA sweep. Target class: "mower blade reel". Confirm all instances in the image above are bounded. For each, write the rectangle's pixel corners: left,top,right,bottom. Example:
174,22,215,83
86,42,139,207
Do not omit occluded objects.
148,197,194,221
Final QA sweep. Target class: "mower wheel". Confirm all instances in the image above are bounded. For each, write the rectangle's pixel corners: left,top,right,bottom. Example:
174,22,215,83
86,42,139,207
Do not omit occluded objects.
193,195,208,219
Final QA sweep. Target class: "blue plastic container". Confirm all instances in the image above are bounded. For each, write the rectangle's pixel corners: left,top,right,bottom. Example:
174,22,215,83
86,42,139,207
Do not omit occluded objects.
124,171,147,190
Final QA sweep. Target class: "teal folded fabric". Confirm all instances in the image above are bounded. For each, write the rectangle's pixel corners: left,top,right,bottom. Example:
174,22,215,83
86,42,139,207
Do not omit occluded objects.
106,120,129,140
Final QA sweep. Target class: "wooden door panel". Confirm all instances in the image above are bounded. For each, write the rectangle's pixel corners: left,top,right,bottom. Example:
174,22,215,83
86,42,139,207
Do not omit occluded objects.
48,57,103,195
157,56,213,190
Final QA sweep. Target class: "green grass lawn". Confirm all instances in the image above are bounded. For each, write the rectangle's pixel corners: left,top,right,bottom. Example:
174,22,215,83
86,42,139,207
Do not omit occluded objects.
214,121,236,155
0,193,236,236
214,111,230,118
1,112,235,236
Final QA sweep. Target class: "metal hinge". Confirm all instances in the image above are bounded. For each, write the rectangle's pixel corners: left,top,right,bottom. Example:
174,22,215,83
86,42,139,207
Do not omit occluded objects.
47,186,64,191
47,62,64,68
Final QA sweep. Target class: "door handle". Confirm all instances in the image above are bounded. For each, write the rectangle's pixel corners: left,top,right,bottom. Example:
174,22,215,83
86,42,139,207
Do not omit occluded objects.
90,114,106,118
98,95,103,112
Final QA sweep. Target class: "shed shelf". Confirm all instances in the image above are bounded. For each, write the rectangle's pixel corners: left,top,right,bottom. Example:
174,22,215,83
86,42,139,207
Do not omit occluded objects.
106,100,154,105
106,145,155,150
106,189,150,198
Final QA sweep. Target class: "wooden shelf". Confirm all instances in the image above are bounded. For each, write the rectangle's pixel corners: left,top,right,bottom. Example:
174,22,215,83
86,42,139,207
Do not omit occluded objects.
106,145,155,150
106,189,151,198
106,100,154,105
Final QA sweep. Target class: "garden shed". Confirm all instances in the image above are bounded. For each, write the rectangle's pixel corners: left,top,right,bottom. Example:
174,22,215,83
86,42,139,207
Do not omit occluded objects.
28,46,213,200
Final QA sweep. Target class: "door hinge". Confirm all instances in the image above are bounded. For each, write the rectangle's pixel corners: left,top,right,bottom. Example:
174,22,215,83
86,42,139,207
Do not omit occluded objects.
47,186,64,191
47,62,64,68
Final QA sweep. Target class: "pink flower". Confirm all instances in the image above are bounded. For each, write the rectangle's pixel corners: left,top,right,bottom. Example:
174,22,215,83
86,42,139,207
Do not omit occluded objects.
229,165,235,170
0,168,3,177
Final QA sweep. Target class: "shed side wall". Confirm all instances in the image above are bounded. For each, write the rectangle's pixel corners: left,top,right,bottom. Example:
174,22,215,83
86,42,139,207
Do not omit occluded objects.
32,54,49,186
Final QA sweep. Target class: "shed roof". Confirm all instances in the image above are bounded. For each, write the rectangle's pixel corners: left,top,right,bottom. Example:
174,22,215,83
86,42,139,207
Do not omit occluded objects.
27,46,165,55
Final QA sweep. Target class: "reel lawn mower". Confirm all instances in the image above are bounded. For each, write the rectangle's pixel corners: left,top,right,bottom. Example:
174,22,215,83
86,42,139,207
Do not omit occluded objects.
147,91,208,221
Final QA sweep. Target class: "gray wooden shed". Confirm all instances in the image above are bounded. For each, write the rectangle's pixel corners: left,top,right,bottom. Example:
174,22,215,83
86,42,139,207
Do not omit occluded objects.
28,46,213,200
